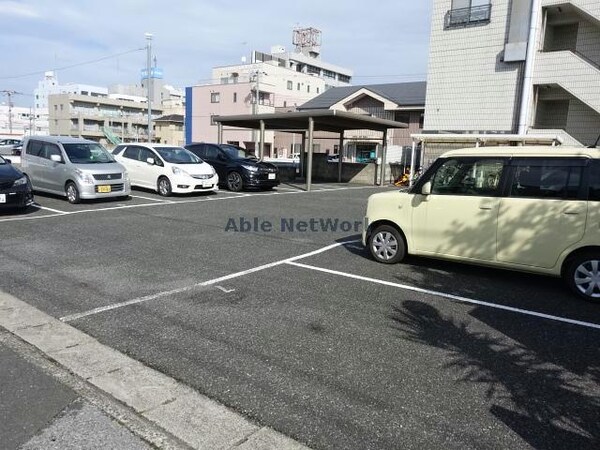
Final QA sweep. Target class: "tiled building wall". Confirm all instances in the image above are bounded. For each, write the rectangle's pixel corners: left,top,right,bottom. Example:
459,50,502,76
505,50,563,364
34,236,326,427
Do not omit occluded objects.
424,0,524,132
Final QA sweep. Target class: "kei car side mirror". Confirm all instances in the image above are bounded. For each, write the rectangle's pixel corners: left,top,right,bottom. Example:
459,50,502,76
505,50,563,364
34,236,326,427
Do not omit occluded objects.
421,181,432,196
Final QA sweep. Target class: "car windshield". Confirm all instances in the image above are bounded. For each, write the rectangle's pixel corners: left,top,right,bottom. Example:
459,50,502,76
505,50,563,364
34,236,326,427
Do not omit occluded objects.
63,143,115,164
220,145,257,160
155,146,202,164
0,155,6,164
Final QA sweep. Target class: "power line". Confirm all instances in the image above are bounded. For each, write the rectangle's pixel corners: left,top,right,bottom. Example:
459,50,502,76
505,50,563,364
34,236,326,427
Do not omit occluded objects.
0,47,146,81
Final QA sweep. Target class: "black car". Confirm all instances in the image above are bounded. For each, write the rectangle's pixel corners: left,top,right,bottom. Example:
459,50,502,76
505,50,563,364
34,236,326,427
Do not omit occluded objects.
185,143,279,191
0,155,34,210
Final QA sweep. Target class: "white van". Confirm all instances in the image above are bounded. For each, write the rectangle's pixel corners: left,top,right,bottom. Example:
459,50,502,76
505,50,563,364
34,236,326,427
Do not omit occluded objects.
363,146,600,302
21,136,130,203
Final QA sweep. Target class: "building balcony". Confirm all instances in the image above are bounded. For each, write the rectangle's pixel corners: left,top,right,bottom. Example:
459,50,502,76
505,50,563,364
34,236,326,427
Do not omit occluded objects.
444,3,492,29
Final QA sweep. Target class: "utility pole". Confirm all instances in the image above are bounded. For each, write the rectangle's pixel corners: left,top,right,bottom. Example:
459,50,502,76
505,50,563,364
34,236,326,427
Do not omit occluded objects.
253,69,260,153
1,90,23,135
145,33,153,142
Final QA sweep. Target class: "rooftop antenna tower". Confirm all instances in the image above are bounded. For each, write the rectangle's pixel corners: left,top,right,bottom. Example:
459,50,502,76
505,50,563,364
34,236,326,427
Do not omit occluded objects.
293,27,322,58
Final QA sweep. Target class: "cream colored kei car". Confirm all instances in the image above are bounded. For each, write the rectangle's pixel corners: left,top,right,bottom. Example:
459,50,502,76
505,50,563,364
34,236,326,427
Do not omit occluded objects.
363,146,600,302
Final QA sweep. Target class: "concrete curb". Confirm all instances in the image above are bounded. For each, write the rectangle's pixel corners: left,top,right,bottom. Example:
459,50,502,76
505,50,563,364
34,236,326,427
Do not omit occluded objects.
0,291,309,450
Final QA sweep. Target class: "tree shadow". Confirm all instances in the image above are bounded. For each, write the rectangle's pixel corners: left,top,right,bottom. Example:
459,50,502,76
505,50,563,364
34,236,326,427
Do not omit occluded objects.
390,300,600,449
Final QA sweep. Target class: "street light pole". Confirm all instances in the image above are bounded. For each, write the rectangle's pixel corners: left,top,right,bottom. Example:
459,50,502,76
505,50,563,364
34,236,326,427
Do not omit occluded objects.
145,32,153,142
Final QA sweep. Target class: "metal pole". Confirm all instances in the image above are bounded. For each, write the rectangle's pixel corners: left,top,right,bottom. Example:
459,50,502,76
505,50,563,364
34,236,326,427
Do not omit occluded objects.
338,131,344,183
254,69,260,152
307,117,314,192
301,133,306,178
259,119,265,159
409,139,417,188
145,33,153,142
380,129,388,185
217,122,223,144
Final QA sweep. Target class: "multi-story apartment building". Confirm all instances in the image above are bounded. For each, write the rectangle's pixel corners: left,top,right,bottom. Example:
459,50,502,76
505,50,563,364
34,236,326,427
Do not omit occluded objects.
185,28,353,155
44,69,184,146
48,93,163,144
424,0,600,155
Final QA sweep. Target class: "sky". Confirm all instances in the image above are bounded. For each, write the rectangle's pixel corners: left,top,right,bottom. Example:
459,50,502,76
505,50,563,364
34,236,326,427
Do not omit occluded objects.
0,0,432,108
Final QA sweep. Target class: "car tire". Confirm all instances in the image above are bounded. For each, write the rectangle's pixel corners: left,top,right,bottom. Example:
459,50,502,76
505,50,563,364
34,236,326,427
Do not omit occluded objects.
65,182,81,204
368,225,406,264
227,171,243,192
157,177,172,197
564,251,600,303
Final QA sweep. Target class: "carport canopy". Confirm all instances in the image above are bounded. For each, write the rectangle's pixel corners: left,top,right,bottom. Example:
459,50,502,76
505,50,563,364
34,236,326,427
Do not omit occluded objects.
213,109,408,191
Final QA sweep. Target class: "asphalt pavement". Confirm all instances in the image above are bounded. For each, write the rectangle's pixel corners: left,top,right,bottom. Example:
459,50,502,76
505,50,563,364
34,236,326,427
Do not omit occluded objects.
1,183,599,449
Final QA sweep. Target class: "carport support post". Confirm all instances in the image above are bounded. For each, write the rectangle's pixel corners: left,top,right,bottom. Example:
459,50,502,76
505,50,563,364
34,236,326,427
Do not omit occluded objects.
301,133,307,179
259,119,265,159
379,129,388,185
338,131,344,183
217,122,223,144
307,117,314,192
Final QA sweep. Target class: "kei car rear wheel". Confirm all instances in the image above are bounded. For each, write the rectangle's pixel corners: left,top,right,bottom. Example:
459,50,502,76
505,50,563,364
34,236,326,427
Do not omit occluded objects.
565,252,600,303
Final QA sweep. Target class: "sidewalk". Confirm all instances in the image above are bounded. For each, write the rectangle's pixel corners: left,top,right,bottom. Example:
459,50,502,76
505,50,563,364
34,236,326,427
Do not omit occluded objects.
0,290,309,450
0,341,152,450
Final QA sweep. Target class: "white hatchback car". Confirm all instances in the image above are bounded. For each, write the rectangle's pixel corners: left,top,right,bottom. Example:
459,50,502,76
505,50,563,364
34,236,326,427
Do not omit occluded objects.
112,143,218,196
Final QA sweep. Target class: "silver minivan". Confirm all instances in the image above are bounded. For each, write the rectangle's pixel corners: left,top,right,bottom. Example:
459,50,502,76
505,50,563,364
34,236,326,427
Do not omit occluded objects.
21,136,130,203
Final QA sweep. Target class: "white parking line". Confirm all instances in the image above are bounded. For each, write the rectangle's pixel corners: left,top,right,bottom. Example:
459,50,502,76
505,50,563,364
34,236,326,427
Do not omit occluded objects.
36,205,69,214
59,239,361,322
129,194,172,203
285,261,600,331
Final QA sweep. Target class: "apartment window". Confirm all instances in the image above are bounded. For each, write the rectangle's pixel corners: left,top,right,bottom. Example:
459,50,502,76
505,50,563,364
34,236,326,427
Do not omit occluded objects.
211,92,220,103
323,70,336,79
233,92,237,103
287,80,293,90
316,87,320,94
445,0,491,29
297,83,301,91
307,85,311,93
338,74,351,83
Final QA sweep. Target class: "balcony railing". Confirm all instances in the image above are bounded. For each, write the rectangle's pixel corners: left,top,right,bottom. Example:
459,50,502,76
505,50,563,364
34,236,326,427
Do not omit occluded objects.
445,4,492,29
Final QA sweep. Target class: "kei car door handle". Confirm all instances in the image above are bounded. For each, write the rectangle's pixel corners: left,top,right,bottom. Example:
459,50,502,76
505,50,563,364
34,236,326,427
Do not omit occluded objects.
563,209,581,215
479,200,494,210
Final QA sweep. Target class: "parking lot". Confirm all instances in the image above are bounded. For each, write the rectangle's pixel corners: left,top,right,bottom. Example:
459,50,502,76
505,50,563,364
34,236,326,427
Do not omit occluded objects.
1,183,599,449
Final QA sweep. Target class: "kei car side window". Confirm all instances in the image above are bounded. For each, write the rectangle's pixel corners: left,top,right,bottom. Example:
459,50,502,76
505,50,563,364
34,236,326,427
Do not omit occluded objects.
430,158,505,196
26,140,43,157
43,143,61,160
510,158,583,200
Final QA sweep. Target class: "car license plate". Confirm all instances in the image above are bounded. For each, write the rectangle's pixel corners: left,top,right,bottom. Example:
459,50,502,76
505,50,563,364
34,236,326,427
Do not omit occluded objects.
268,173,276,180
97,185,111,193
0,194,5,203
203,181,213,188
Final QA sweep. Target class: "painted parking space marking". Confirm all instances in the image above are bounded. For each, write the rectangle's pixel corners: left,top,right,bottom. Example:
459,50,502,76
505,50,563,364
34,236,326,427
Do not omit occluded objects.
59,239,360,322
36,205,69,214
285,261,600,331
129,194,173,203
